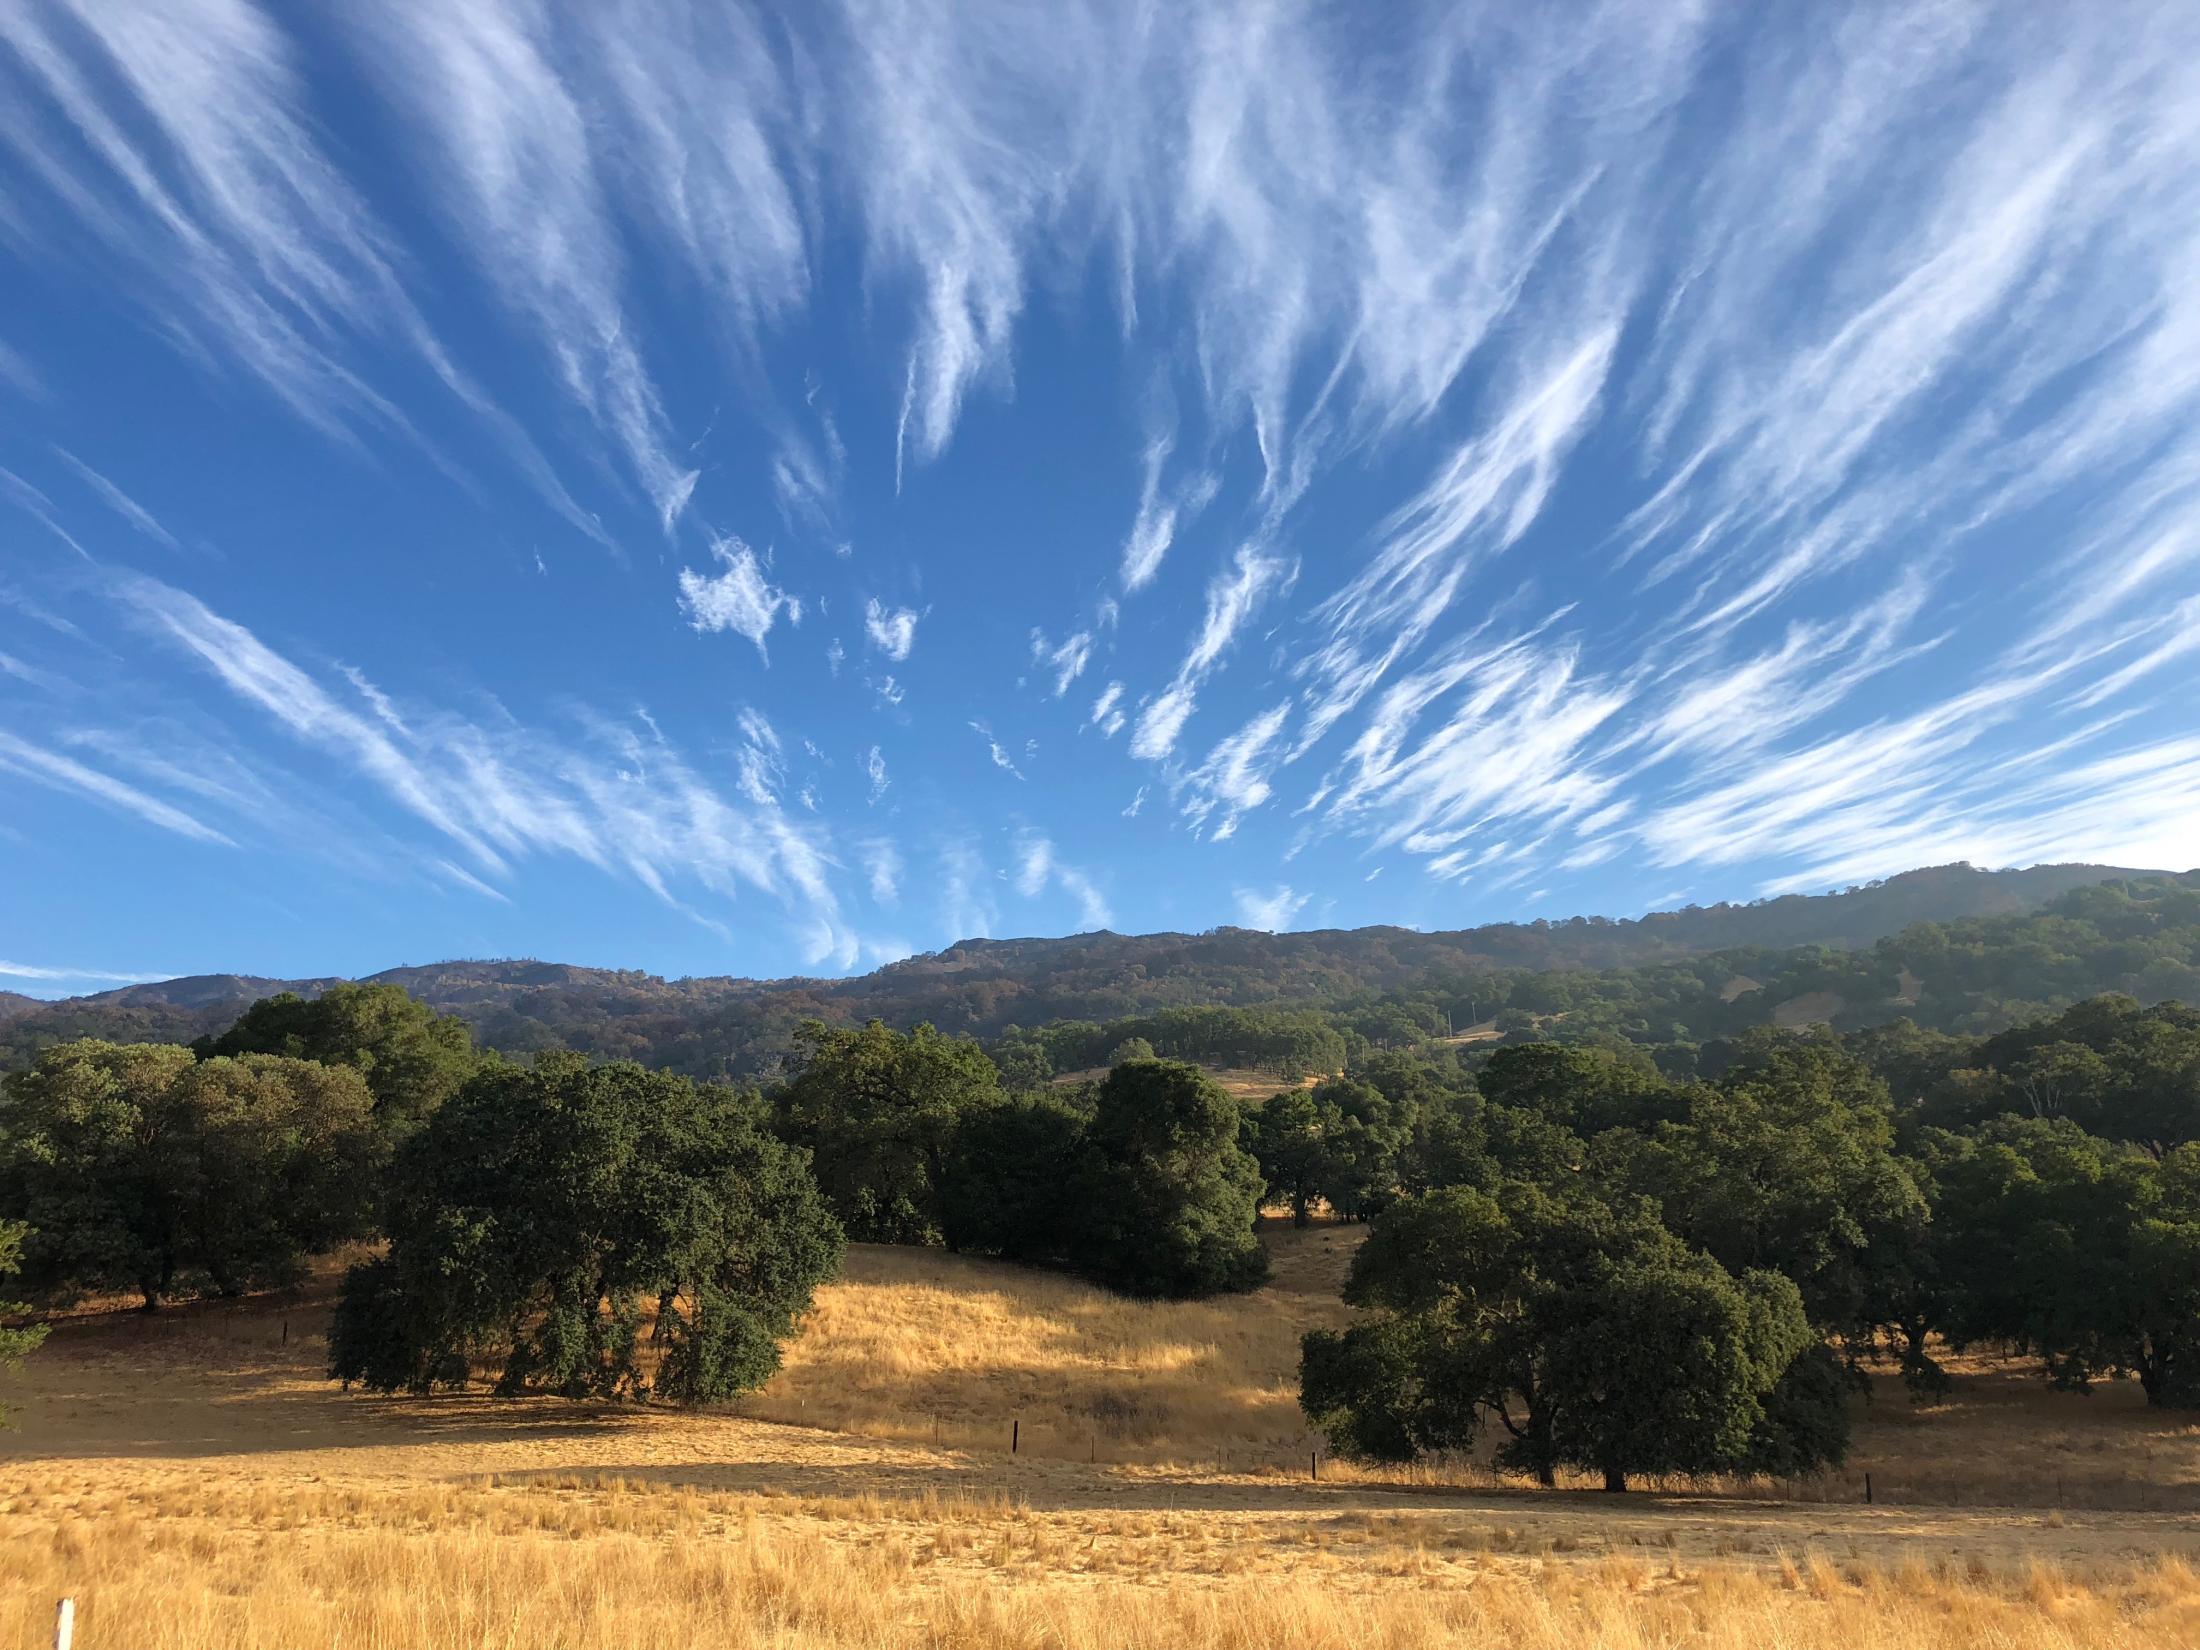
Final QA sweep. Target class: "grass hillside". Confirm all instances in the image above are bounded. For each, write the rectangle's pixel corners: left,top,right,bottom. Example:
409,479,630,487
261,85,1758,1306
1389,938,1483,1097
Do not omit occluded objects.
5,1218,2200,1647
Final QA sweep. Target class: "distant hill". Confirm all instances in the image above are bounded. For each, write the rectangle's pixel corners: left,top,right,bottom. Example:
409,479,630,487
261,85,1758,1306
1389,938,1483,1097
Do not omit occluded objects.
0,862,2161,1075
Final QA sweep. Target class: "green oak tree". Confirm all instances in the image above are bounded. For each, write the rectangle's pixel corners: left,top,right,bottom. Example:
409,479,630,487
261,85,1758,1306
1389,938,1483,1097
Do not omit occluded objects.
773,1019,1002,1245
1066,1060,1268,1297
1924,1119,2200,1406
1299,1182,1843,1490
329,1056,842,1400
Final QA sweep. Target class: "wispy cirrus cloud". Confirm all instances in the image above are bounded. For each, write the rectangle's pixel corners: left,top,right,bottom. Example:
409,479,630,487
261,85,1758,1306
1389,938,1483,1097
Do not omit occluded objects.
10,0,2200,959
1233,884,1308,933
0,0,608,541
864,598,920,661
1029,629,1093,697
678,538,802,660
968,720,1023,780
1180,701,1290,842
0,727,233,846
0,959,173,986
1130,546,1293,760
1118,429,1217,593
1014,829,1112,930
1090,682,1127,739
110,571,876,965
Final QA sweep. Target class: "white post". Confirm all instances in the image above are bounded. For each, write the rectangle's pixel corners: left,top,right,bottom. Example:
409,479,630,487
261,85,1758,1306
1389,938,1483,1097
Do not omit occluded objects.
54,1598,74,1650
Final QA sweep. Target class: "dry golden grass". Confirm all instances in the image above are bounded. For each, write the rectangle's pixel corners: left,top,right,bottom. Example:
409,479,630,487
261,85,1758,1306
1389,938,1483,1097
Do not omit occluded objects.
4,1469,2198,1649
1052,1064,1322,1101
6,1214,2200,1646
741,1222,1358,1464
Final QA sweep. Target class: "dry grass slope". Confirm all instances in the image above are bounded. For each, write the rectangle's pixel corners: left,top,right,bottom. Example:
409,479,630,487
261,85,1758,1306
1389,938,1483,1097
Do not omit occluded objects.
4,1216,2200,1647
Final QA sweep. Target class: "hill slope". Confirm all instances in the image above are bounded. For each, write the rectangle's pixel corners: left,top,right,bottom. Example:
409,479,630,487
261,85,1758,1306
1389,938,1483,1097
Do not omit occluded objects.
0,861,2159,1073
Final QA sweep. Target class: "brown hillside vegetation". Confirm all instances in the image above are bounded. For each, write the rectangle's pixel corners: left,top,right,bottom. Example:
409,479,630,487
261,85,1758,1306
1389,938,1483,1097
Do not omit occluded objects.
5,1220,2200,1647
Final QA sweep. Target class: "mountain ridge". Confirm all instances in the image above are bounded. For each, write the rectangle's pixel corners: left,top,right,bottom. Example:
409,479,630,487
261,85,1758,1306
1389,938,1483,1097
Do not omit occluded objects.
2,862,2165,1071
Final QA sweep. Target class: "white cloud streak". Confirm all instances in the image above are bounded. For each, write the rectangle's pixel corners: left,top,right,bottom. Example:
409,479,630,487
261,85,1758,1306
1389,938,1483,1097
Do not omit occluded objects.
678,538,802,660
0,727,234,845
864,598,919,661
1014,829,1112,930
1130,546,1292,760
1233,884,1308,932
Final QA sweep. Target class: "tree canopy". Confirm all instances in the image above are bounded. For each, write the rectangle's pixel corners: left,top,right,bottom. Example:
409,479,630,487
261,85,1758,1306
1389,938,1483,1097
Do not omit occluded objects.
330,1056,842,1401
1300,1182,1841,1489
1068,1060,1269,1298
199,982,477,1136
773,1018,1001,1244
1,1040,380,1308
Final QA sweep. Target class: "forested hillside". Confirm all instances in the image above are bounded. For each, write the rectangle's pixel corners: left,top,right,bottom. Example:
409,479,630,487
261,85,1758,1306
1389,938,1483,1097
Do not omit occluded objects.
0,862,2176,1077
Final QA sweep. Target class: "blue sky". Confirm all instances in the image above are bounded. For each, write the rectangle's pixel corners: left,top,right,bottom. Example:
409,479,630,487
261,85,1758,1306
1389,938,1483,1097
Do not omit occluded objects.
4,0,2199,997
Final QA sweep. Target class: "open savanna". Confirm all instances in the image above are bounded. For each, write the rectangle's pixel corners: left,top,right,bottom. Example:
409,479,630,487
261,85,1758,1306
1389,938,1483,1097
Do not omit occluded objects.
5,1219,2199,1648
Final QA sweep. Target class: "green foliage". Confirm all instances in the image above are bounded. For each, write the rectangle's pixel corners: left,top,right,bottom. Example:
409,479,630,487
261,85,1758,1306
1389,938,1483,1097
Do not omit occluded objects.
1599,1038,1931,1352
773,1019,1002,1244
1924,996,2200,1155
0,1219,49,1428
0,1040,379,1308
938,1094,1087,1260
1300,1182,1842,1489
1066,1060,1268,1298
1922,1120,2200,1406
1028,1005,1347,1080
988,1034,1054,1091
329,1056,841,1401
1476,1042,1671,1133
201,983,477,1136
1247,1076,1411,1223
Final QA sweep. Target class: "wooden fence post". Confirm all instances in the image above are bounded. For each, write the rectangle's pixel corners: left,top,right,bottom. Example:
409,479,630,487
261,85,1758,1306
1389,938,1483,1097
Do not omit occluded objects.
1310,1450,1319,1481
1864,1472,1872,1505
54,1598,73,1650
1011,1419,1019,1454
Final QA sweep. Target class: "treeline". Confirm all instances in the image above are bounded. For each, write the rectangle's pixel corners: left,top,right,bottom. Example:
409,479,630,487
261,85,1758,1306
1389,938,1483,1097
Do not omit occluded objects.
7,965,2196,1479
1282,995,2200,1488
0,986,1273,1407
993,1004,1353,1083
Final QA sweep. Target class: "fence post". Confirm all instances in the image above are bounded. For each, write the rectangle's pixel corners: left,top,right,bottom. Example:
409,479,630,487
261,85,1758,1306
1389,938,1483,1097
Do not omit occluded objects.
1011,1419,1019,1454
54,1598,73,1650
1864,1472,1872,1505
1310,1450,1319,1481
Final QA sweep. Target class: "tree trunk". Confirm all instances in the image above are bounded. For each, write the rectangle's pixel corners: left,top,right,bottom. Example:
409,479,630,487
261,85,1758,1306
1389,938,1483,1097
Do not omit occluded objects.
1602,1466,1627,1493
1536,1463,1556,1488
2137,1351,2164,1407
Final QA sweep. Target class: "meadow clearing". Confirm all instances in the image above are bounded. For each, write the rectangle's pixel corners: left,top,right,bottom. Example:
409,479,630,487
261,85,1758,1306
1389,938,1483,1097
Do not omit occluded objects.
4,1218,2199,1648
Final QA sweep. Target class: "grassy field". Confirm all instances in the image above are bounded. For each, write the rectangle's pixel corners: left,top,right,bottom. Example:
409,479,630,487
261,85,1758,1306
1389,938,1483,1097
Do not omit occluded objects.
4,1218,2199,1647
